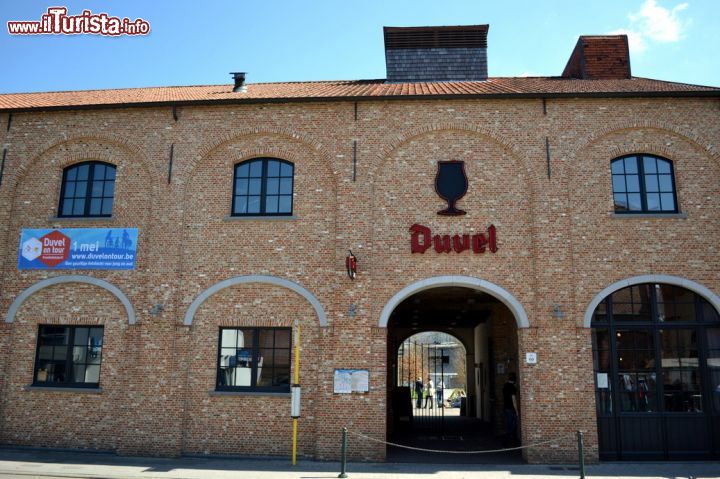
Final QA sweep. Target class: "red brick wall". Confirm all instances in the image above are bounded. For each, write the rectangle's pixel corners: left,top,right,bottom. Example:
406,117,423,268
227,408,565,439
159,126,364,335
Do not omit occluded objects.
0,96,717,463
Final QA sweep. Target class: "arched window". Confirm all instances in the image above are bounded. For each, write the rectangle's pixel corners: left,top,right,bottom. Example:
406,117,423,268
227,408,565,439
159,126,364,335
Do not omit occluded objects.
232,158,294,216
58,161,116,217
611,154,678,213
591,283,720,459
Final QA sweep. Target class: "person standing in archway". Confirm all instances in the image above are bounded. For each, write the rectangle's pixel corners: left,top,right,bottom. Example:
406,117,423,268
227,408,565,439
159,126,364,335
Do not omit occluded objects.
414,377,424,409
424,377,435,409
503,372,519,446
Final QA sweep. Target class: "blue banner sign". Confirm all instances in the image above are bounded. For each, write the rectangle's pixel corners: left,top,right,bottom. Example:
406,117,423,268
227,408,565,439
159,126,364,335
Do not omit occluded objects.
18,228,138,270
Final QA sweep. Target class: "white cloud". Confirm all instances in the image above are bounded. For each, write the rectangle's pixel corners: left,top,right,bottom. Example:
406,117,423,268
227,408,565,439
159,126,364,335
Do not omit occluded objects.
608,28,647,54
610,0,689,55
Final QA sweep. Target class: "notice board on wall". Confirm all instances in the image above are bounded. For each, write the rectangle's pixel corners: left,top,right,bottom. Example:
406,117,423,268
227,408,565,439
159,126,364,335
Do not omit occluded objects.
333,369,369,394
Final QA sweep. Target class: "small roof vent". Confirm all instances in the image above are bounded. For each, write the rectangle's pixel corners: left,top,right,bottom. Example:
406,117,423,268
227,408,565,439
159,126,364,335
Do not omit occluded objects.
230,72,247,92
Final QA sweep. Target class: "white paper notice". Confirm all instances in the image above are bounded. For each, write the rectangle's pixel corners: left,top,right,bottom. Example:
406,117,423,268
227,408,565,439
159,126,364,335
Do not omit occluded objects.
334,369,369,394
597,373,609,389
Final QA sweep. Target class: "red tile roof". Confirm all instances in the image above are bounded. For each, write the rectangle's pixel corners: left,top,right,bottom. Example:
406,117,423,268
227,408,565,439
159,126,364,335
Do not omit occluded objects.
0,77,718,112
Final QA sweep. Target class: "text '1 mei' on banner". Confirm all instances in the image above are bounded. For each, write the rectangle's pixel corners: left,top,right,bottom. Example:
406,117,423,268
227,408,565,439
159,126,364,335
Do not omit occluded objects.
18,228,139,270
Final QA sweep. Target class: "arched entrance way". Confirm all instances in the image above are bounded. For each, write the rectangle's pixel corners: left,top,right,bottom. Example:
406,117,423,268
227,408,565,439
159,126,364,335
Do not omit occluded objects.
589,281,720,460
386,284,523,463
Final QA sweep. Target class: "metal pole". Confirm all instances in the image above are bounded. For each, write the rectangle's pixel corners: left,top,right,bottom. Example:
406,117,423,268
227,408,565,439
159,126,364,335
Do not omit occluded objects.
577,430,585,479
291,323,300,465
338,427,348,478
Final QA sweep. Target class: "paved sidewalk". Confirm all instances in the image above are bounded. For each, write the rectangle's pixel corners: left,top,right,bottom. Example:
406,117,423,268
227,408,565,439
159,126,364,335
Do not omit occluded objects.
0,447,718,479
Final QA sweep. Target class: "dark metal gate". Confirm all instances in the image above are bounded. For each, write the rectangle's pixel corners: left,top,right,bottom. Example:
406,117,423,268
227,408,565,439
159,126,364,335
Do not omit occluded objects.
396,340,449,433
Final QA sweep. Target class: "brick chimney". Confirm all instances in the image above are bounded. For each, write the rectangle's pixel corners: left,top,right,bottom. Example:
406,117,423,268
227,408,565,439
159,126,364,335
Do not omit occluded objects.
562,35,631,80
384,25,489,83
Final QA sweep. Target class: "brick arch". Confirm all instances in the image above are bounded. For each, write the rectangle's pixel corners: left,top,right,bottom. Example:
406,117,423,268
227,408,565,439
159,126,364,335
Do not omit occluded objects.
183,275,327,327
371,122,536,188
571,121,720,165
4,275,136,325
8,134,158,190
379,276,530,329
184,128,335,183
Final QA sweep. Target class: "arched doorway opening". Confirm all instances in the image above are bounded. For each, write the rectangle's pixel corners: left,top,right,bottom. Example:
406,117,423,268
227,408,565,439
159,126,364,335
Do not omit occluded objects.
386,285,522,463
590,281,720,460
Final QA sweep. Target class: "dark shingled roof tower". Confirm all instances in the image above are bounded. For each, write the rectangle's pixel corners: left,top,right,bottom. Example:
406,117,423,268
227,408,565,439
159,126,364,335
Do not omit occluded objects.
384,25,489,83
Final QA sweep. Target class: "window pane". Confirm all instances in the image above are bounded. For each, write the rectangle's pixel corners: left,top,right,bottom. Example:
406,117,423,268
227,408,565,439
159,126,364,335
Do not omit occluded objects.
75,181,87,196
258,330,272,348
91,180,104,197
625,175,640,192
624,157,638,173
237,329,254,348
612,175,626,192
660,193,675,211
611,160,624,174
265,196,278,213
643,156,657,173
279,178,292,195
274,348,290,367
236,163,249,177
66,167,77,181
76,164,89,180
279,196,292,213
89,199,102,216
280,162,293,177
249,161,262,177
659,302,695,322
105,166,116,180
645,175,659,192
38,346,53,360
41,326,69,345
74,328,89,346
62,200,74,216
267,178,279,195
101,200,113,216
53,346,68,360
221,329,238,348
627,194,642,211
267,160,280,177
94,164,105,179
646,193,661,211
657,160,671,173
103,181,115,198
249,179,262,195
658,174,672,191
73,364,87,382
64,182,76,198
247,196,261,213
235,179,248,195
234,197,247,215
614,194,628,211
275,329,291,347
73,346,87,363
84,365,100,383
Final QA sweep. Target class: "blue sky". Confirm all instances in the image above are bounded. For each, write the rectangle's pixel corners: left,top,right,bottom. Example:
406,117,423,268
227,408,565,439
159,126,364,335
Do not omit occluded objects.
1,0,718,93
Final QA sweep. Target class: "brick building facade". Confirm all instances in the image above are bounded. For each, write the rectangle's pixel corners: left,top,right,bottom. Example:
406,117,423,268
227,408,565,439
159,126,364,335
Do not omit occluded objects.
0,26,719,463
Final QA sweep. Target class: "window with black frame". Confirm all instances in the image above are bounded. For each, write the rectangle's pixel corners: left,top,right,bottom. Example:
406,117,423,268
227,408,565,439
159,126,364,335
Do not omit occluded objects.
591,284,720,415
33,325,104,387
611,154,678,213
232,158,294,216
58,161,116,217
217,327,291,392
